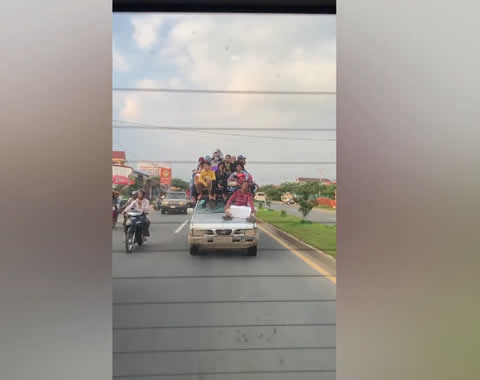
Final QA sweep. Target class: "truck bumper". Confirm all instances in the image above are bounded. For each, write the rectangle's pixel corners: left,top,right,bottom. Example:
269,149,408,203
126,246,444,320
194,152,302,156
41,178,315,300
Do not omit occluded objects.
188,235,258,250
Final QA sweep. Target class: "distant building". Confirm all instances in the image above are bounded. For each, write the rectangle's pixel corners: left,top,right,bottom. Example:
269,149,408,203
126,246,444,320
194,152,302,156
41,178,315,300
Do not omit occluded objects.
296,177,334,185
296,177,318,183
112,151,126,166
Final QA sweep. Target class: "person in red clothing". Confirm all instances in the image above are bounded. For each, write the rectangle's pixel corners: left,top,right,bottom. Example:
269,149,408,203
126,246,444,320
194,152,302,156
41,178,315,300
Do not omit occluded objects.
223,180,256,222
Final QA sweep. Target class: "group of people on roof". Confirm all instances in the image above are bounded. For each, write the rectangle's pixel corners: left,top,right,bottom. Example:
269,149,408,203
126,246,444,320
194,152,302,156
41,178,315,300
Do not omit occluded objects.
190,149,258,221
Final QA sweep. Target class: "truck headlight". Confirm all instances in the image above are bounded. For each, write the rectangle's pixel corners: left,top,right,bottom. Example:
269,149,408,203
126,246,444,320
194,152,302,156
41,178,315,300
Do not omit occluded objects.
191,229,208,236
179,202,185,206
245,228,257,237
162,200,168,205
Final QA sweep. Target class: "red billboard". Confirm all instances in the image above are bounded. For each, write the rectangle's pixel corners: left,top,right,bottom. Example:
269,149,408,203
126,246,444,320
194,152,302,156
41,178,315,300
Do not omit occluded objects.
160,168,172,185
112,175,134,186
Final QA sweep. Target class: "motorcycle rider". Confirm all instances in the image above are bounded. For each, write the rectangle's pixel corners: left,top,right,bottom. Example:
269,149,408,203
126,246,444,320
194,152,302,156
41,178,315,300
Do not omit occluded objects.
112,191,120,224
123,191,137,226
123,189,151,236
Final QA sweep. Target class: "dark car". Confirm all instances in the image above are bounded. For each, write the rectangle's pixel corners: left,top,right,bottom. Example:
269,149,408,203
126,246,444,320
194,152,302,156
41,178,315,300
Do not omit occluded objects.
161,192,188,214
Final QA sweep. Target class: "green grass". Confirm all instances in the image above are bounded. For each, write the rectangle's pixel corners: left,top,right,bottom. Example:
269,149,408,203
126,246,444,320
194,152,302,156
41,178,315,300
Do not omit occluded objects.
257,209,336,258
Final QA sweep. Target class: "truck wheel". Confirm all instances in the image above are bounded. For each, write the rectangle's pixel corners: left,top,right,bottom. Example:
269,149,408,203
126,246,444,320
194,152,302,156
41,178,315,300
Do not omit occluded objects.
247,245,257,257
161,209,165,214
189,245,199,256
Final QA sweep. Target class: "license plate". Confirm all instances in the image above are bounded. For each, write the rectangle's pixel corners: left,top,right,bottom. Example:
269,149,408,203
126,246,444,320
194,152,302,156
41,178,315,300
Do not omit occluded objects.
170,206,176,208
214,236,232,243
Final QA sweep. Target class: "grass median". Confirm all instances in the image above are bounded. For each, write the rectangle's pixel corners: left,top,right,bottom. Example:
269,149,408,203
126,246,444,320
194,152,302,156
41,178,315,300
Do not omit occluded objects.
257,208,336,258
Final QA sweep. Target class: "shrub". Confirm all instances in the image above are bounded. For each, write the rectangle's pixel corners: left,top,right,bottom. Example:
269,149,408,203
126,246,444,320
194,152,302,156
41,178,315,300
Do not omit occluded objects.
280,210,287,217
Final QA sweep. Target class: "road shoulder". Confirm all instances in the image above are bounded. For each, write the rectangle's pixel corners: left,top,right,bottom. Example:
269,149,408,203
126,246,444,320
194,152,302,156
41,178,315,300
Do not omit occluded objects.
257,220,336,279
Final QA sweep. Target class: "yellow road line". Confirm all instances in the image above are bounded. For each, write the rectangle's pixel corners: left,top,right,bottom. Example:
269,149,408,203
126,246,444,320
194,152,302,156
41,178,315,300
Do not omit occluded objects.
258,224,336,285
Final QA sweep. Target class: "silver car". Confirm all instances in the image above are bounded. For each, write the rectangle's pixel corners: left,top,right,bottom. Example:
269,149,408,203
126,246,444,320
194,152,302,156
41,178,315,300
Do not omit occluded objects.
188,199,258,256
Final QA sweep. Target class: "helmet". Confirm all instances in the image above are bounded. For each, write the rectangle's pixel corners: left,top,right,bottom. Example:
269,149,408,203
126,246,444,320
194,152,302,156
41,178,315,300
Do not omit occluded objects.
238,155,246,160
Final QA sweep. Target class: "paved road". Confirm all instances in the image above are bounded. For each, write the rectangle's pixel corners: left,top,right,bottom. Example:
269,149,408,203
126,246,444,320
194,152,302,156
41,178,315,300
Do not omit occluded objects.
267,202,336,224
112,209,336,379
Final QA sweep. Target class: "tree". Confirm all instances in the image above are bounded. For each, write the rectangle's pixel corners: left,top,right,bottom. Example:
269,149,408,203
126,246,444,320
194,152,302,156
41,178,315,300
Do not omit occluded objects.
265,188,282,201
296,183,317,221
171,177,190,191
321,184,336,200
297,197,316,220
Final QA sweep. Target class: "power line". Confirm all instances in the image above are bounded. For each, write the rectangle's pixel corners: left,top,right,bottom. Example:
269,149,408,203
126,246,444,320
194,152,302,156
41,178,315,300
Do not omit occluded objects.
114,124,335,142
113,120,336,132
113,87,336,95
113,120,336,142
125,160,336,165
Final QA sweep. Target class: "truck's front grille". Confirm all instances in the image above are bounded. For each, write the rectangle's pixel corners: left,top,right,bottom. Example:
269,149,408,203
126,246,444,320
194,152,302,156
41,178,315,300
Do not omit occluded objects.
215,229,232,236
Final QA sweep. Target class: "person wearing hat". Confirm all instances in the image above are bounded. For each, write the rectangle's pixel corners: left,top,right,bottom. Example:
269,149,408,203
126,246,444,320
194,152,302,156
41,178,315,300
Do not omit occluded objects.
238,154,246,165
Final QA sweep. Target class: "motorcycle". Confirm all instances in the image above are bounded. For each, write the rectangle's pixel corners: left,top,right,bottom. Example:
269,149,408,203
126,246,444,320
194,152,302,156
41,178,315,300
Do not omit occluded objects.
153,199,161,211
124,210,148,253
112,200,120,228
112,206,118,228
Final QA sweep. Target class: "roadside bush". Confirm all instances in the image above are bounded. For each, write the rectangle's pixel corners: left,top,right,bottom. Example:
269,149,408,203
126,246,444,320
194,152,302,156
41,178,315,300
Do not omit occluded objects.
280,210,287,217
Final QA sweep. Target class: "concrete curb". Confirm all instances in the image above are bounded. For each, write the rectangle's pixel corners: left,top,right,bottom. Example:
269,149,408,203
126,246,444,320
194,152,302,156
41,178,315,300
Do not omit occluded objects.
257,218,336,275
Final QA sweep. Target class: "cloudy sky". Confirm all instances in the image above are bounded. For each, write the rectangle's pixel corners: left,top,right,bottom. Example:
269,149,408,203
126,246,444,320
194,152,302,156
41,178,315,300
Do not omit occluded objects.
113,13,336,185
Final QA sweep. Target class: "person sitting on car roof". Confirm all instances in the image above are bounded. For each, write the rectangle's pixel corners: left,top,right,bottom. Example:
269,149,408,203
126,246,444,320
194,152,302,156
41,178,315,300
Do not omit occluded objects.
213,161,229,201
195,160,216,200
227,162,247,194
223,179,256,222
223,154,233,174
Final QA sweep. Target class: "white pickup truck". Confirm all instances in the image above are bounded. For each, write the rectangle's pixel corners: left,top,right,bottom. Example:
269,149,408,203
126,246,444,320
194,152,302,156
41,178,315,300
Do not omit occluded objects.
188,199,258,257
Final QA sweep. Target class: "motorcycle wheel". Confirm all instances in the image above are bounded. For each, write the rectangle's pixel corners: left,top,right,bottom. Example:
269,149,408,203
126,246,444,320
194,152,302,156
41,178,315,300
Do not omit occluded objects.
137,231,144,246
125,228,135,253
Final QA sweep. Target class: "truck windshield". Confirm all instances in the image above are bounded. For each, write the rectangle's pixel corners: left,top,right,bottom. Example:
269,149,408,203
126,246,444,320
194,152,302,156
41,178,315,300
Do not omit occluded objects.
167,193,186,199
196,199,226,214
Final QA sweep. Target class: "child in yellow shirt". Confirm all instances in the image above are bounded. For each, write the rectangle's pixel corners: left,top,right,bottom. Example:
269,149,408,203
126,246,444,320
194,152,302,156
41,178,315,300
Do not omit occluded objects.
195,161,216,200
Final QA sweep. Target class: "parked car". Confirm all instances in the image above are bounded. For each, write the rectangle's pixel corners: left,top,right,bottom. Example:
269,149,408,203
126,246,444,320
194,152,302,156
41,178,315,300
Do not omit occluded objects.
188,199,258,256
161,191,188,214
281,192,295,204
254,192,266,203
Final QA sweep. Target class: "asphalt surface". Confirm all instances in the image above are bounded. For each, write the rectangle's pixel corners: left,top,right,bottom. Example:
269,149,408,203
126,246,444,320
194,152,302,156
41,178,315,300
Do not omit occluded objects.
267,202,336,224
112,208,336,379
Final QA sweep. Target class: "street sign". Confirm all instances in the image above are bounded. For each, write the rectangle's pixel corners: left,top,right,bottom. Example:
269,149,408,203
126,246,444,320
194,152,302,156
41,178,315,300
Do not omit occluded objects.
160,168,172,184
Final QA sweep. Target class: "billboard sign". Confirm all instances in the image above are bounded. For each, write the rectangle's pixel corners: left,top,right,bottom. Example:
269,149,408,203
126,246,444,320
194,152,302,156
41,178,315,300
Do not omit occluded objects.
112,165,133,177
160,168,172,185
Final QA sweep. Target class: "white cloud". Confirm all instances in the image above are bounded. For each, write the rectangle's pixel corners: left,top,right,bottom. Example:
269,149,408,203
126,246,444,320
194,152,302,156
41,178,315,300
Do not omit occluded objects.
131,14,167,50
113,42,129,72
120,95,140,120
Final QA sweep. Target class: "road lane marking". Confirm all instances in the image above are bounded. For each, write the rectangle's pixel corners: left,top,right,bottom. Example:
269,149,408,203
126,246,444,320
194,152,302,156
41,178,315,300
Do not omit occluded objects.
257,224,336,285
175,219,189,234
